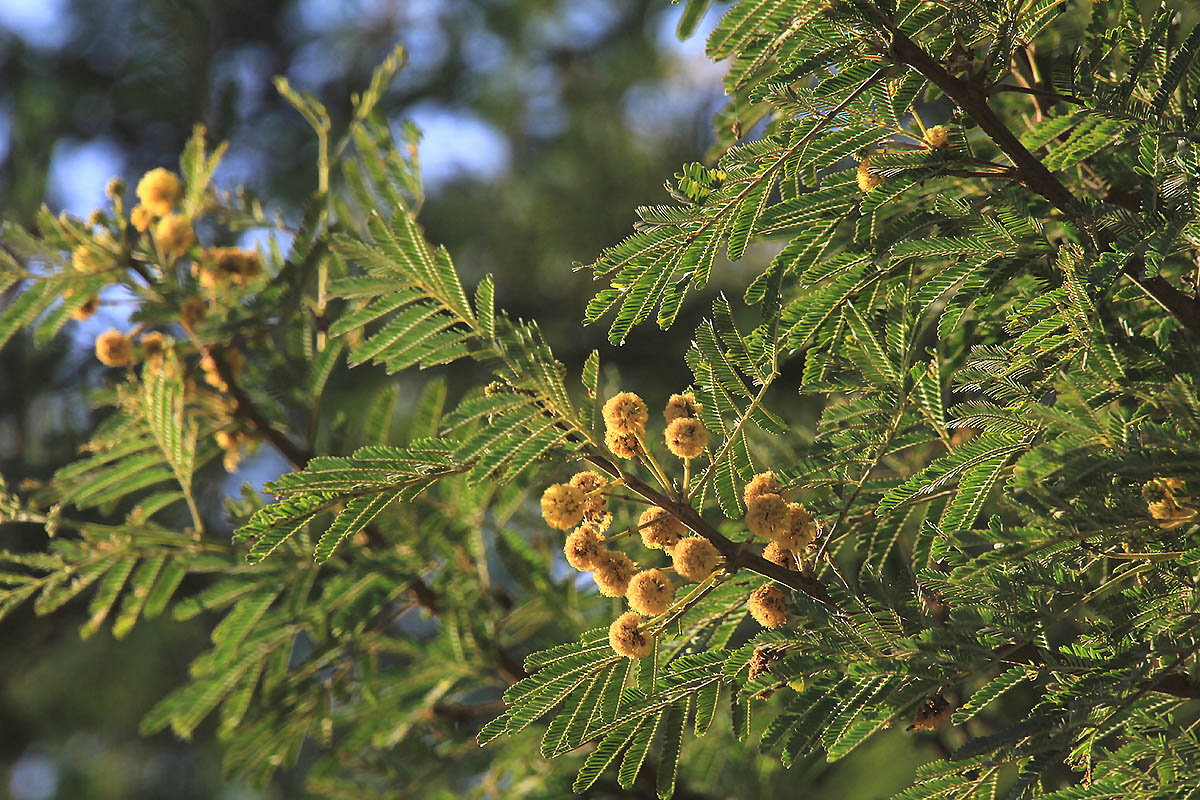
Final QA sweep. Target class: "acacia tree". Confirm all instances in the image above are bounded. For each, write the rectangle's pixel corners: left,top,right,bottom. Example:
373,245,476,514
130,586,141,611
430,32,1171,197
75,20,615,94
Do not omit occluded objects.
4,1,1200,797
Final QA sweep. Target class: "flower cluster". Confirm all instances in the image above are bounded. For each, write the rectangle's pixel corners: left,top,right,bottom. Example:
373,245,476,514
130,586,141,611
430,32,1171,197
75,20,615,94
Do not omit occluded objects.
539,392,820,657
856,156,883,192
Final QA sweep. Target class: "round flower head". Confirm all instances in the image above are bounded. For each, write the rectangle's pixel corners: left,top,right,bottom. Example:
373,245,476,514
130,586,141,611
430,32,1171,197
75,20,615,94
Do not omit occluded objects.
593,551,636,597
94,329,132,367
748,584,787,628
154,213,194,258
776,503,816,551
609,610,652,658
763,541,799,570
663,392,701,424
569,471,610,527
71,294,99,321
924,125,950,149
180,297,207,328
665,417,707,459
743,471,780,506
72,244,103,274
130,205,153,233
672,536,720,582
746,493,789,540
605,427,641,460
627,569,674,615
856,158,883,192
639,506,685,552
541,483,586,531
136,167,182,217
195,247,262,288
602,391,649,435
216,430,247,473
563,523,607,571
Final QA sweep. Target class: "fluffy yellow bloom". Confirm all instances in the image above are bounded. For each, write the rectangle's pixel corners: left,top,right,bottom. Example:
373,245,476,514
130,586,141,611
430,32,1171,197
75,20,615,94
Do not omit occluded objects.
136,167,182,217
665,417,707,459
605,427,641,460
602,391,649,435
71,294,99,321
563,523,607,571
608,610,652,658
130,205,153,233
215,430,251,473
154,214,194,258
671,537,720,582
541,483,586,530
569,471,610,528
748,584,787,628
639,506,685,552
94,329,132,367
743,471,780,506
180,297,207,328
856,158,883,192
762,541,799,570
924,125,950,149
775,502,816,551
1143,477,1198,528
746,493,789,540
627,569,674,615
663,392,701,424
593,551,636,597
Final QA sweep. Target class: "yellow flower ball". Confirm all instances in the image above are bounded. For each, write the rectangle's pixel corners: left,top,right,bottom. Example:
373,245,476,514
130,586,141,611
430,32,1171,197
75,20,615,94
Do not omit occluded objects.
593,551,636,597
154,213,194,258
748,584,787,628
564,524,607,571
627,569,674,615
663,392,701,424
924,125,950,149
671,537,720,582
602,391,649,435
664,417,707,459
608,610,652,658
639,506,685,552
605,427,641,460
541,483,586,530
136,167,182,217
130,205,153,233
746,493,789,540
94,329,132,367
743,471,780,506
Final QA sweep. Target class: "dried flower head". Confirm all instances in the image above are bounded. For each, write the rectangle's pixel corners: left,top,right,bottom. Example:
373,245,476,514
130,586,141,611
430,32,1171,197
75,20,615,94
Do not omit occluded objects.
71,294,100,321
665,417,707,459
663,392,701,424
627,569,674,615
130,205,153,233
605,427,641,460
746,493,789,540
563,523,607,571
154,213,194,258
907,694,952,731
541,483,586,530
748,644,785,683
180,298,207,328
569,471,610,527
762,541,799,570
924,125,950,149
593,551,636,597
94,329,132,367
603,391,649,435
856,158,883,192
136,168,182,217
672,536,720,582
639,506,685,551
608,610,652,658
743,471,780,506
748,584,787,628
776,503,816,551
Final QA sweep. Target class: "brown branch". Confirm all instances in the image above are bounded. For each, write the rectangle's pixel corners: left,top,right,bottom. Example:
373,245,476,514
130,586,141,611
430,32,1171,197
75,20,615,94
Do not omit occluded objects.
887,31,1200,339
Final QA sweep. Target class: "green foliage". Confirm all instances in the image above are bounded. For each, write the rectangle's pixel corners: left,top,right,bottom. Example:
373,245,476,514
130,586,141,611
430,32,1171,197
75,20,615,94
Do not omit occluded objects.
6,1,1200,798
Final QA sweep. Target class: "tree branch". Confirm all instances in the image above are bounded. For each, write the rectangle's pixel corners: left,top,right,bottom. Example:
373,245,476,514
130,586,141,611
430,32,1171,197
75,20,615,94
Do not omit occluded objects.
887,31,1200,339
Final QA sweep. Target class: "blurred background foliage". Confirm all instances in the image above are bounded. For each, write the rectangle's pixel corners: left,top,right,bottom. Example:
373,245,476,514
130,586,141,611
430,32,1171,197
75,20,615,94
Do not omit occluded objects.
0,0,942,797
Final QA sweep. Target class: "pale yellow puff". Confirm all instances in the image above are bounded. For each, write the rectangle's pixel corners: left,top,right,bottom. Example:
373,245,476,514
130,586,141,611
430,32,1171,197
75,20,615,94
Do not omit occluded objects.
541,483,586,531
602,391,649,435
609,610,652,658
94,329,132,367
627,569,674,615
746,493,789,540
593,551,636,597
664,417,707,459
743,471,780,506
663,392,701,424
154,213,194,258
748,584,787,628
605,427,641,460
564,524,607,571
671,537,720,582
136,168,182,217
639,506,685,552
